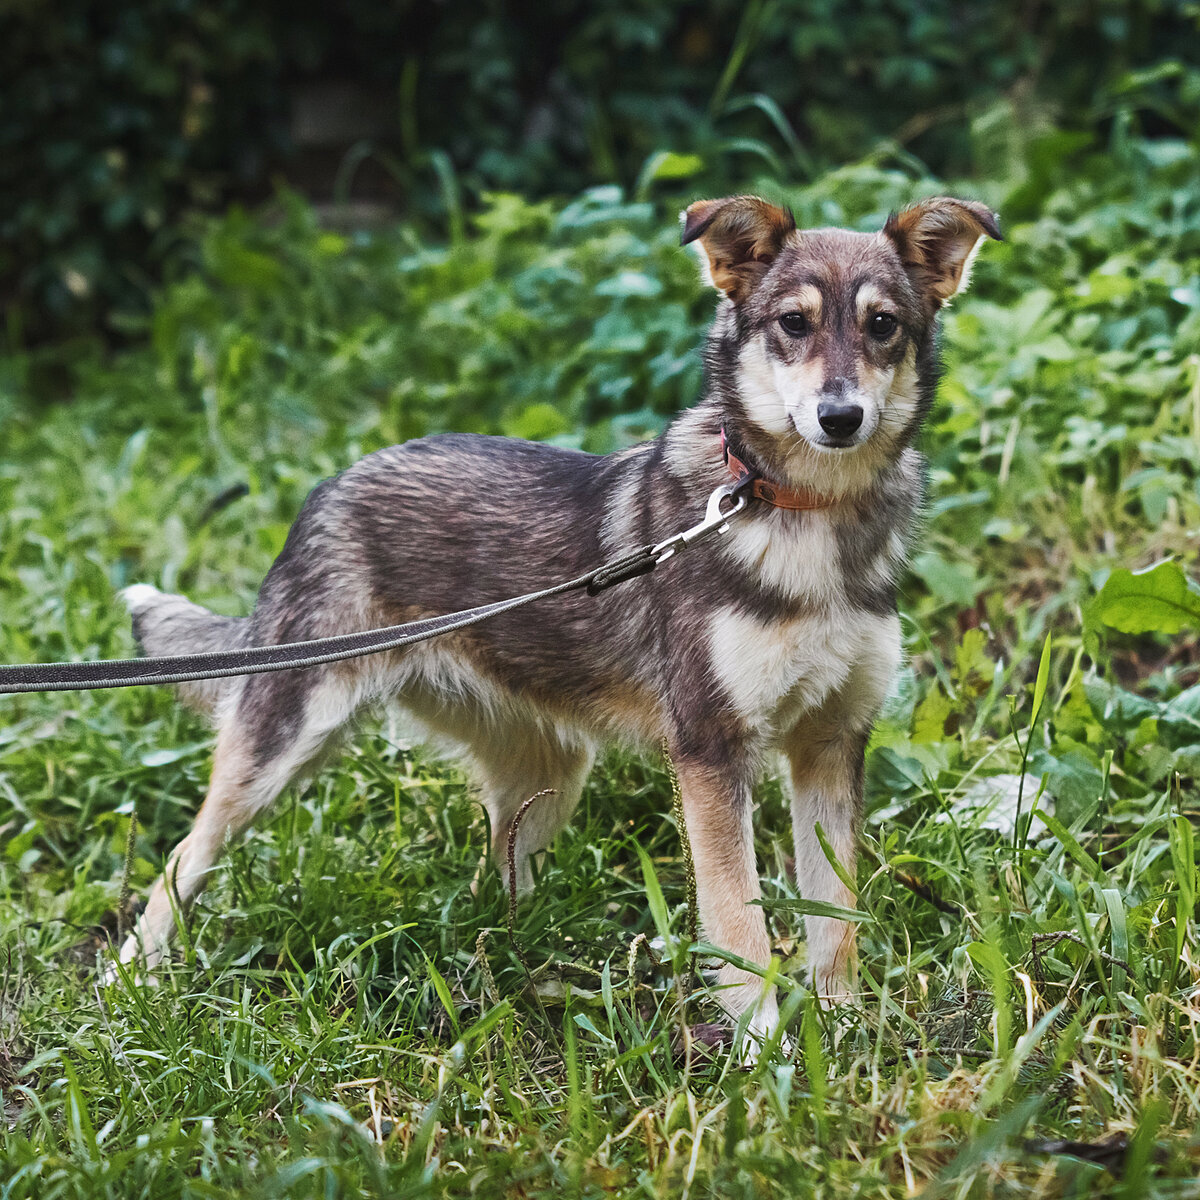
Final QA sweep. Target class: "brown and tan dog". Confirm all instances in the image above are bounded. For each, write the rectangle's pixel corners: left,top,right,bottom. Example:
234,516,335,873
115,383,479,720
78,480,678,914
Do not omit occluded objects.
118,194,999,1053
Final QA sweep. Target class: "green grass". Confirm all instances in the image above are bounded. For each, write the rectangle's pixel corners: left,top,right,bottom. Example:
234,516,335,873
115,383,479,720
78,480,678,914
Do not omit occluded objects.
2,129,1200,1196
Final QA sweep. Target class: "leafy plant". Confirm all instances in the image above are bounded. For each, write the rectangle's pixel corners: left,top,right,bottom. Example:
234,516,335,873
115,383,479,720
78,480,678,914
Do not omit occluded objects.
1087,560,1200,636
7,1,1198,345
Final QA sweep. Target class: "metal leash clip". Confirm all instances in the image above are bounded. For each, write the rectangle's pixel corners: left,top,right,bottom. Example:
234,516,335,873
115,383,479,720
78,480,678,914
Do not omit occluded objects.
650,482,749,566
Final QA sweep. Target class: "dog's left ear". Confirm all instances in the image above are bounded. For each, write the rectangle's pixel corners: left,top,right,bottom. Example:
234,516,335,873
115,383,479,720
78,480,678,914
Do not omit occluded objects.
883,198,1002,308
680,195,796,303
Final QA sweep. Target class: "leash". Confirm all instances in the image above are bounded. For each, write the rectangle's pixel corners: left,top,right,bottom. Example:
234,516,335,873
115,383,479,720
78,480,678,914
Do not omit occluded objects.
0,481,752,696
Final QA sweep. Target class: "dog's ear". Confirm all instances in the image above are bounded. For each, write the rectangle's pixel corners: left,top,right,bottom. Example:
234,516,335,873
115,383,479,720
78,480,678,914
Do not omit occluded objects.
883,198,1002,308
680,196,796,302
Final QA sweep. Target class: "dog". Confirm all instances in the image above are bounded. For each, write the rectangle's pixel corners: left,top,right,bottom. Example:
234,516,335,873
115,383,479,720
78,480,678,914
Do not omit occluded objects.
116,193,999,1051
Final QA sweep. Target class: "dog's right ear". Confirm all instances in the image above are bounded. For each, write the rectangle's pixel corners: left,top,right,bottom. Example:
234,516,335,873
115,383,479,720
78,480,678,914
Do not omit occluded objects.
680,196,796,303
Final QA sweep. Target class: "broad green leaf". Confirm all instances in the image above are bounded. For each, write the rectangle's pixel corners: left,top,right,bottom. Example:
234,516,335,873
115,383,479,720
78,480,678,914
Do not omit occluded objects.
1087,561,1200,635
1029,747,1104,813
966,940,1010,980
635,151,705,195
953,627,992,686
912,687,953,743
1165,683,1200,723
911,550,981,609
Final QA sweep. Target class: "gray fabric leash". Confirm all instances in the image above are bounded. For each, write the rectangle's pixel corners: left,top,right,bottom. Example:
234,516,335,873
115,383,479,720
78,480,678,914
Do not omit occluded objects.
0,483,750,696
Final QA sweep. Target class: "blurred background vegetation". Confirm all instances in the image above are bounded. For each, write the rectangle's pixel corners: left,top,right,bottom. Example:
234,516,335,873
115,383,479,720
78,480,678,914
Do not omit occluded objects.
4,0,1198,353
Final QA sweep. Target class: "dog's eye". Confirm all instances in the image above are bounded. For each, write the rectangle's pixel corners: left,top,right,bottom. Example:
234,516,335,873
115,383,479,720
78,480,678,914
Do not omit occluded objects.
869,312,898,340
778,312,810,337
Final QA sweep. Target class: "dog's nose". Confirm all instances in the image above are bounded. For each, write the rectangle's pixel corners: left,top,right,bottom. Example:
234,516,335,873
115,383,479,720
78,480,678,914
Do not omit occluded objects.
817,400,864,439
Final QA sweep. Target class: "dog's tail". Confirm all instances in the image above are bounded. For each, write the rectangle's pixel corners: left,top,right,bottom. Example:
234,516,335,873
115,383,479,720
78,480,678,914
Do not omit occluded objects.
121,584,248,718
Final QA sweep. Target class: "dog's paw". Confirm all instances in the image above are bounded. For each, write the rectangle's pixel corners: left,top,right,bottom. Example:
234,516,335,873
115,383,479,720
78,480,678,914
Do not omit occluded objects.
672,1013,793,1067
102,933,165,987
672,1022,730,1064
812,968,856,1008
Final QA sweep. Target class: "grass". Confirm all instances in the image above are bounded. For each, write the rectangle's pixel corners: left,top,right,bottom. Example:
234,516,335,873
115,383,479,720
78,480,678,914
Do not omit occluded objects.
2,127,1200,1196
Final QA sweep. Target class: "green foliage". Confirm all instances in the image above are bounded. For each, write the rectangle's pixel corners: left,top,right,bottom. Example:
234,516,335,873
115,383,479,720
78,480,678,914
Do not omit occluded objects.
1088,561,1200,635
2,2,280,341
7,1,1199,343
3,67,1200,1200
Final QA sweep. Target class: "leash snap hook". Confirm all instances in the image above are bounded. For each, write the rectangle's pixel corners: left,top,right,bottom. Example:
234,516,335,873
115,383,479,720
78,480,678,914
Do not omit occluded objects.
652,483,747,566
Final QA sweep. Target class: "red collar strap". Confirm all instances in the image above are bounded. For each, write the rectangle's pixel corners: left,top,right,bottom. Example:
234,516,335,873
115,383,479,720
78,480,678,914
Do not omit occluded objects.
720,427,836,512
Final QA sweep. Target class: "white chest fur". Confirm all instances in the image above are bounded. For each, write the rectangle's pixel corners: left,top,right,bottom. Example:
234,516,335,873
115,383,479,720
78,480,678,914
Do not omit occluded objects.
708,605,901,732
708,514,902,730
708,605,847,724
717,510,844,606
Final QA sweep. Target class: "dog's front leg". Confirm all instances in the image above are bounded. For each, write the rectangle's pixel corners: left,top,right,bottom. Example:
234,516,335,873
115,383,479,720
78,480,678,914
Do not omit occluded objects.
783,619,900,1003
782,718,864,1004
670,751,778,1050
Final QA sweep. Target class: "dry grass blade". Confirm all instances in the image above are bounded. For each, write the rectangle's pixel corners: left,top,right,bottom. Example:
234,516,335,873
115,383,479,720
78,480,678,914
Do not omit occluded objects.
1031,930,1133,974
505,788,557,967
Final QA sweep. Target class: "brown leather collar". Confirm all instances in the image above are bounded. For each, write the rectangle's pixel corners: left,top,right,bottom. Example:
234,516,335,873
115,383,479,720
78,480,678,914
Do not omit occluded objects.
720,427,836,511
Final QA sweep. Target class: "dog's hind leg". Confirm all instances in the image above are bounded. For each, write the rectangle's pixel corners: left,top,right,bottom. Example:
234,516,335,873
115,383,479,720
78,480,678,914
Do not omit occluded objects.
466,728,594,894
116,668,362,971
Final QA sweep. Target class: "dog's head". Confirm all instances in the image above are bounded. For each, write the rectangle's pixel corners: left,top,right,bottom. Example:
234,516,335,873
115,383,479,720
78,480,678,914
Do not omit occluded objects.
682,195,1000,480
